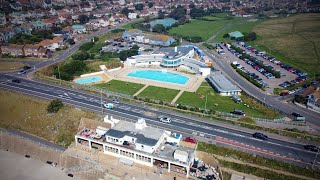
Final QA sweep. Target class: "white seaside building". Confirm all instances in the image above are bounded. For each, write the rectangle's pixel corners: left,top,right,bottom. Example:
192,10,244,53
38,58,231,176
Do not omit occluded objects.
125,46,211,77
75,116,195,177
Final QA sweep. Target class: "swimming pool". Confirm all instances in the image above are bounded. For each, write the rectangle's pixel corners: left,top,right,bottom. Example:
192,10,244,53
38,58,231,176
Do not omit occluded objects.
127,70,189,85
75,76,103,84
150,18,177,27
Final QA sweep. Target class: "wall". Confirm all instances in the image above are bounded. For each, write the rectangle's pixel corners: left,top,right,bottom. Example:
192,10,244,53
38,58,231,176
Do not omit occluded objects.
80,71,104,77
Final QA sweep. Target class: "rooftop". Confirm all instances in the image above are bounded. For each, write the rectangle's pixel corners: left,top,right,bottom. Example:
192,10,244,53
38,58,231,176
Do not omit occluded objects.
155,46,194,59
228,31,244,38
207,74,242,92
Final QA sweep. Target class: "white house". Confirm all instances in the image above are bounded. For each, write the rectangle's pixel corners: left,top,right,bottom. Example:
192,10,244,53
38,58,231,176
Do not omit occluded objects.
128,12,138,19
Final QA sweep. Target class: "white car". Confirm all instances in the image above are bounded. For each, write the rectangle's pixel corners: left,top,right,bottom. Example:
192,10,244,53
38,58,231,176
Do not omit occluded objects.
288,90,295,95
158,115,171,123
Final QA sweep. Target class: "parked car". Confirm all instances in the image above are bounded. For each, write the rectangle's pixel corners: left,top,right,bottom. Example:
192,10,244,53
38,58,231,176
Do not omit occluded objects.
112,99,120,104
185,137,197,143
158,115,171,123
17,70,26,75
253,132,268,140
12,79,21,83
280,92,289,96
304,145,319,152
230,109,246,116
292,113,305,121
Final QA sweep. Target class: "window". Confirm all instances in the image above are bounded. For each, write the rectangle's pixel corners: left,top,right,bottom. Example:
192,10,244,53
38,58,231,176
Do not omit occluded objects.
141,145,144,149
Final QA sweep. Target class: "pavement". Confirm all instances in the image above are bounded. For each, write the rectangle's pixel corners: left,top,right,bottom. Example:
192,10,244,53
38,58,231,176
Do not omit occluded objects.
0,149,72,180
0,73,319,169
201,45,320,128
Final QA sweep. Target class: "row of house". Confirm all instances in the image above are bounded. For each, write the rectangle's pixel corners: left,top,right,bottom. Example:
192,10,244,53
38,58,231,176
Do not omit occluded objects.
0,43,51,58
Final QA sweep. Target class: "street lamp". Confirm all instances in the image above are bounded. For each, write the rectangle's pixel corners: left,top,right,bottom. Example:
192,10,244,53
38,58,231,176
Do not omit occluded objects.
205,93,208,112
57,65,62,85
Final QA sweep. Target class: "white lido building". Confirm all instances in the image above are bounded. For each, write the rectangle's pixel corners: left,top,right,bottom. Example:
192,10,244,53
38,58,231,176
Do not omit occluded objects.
75,116,195,177
207,74,242,96
125,46,211,77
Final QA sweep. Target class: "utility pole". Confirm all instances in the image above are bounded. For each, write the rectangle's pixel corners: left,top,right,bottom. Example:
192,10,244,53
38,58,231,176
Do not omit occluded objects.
205,94,208,112
57,65,61,85
100,88,103,115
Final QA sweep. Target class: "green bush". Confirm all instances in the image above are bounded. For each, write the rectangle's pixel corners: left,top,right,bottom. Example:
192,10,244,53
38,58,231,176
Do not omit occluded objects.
72,51,90,61
79,42,95,51
47,99,64,113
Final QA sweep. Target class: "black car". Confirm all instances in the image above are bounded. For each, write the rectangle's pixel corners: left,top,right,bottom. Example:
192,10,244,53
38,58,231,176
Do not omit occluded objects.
304,145,319,152
12,79,21,83
123,141,129,146
23,65,31,70
253,132,268,140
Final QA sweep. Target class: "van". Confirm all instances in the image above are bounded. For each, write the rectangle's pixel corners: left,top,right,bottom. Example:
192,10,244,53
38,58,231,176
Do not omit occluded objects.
231,109,246,116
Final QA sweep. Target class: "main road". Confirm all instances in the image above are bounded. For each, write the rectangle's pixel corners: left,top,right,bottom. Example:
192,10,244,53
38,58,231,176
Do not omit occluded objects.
0,73,319,168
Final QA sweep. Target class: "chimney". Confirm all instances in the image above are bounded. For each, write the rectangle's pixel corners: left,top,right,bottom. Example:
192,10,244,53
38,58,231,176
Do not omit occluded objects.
175,46,177,52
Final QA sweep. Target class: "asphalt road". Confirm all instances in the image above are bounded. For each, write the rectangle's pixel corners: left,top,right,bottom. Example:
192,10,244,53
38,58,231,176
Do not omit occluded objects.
0,74,319,168
202,45,320,128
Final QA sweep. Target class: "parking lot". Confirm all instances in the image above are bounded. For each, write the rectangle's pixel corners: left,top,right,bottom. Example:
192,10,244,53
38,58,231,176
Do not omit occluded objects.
219,42,308,95
101,38,159,55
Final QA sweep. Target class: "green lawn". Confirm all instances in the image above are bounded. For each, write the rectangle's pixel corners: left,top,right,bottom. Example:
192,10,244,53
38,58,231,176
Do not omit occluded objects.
138,86,179,102
176,82,279,118
212,20,262,43
249,13,320,76
94,80,144,95
169,14,243,41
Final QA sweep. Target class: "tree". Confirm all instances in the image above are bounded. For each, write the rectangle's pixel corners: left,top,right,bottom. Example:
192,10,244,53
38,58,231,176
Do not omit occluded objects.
158,10,165,19
119,51,128,61
93,36,99,42
72,51,90,61
47,99,64,113
54,60,88,81
148,2,154,8
152,24,166,33
169,6,186,20
131,44,140,50
79,42,95,51
223,33,229,38
189,3,196,9
121,7,129,17
135,3,144,11
79,14,89,24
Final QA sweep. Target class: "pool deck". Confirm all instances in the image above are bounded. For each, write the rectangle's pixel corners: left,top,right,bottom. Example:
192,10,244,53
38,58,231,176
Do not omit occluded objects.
74,72,111,85
105,67,204,92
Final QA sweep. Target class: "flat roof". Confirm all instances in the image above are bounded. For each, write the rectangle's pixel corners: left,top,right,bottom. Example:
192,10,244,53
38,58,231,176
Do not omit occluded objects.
155,46,193,58
105,121,165,146
207,74,241,92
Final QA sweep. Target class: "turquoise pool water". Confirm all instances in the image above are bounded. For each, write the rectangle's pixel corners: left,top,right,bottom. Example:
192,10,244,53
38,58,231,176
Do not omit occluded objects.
75,76,103,84
127,70,189,85
150,18,177,27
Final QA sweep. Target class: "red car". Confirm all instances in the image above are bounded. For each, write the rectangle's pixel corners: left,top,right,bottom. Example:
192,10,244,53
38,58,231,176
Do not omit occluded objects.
185,137,197,143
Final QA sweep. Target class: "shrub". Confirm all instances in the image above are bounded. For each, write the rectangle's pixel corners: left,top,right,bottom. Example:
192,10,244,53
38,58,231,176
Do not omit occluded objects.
47,99,64,113
79,42,95,51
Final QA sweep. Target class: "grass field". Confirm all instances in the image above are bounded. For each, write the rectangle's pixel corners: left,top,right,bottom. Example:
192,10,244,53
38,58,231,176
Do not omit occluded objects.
249,13,320,75
94,80,144,95
0,61,25,71
138,86,179,102
0,90,99,147
212,20,262,43
176,82,279,118
169,13,243,41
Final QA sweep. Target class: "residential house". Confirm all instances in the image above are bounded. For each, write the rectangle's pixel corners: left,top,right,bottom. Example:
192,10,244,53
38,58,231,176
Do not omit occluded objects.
9,3,22,11
72,25,86,34
42,18,58,29
0,13,6,25
38,36,64,51
20,23,33,34
23,44,51,57
1,44,25,56
0,27,16,41
128,12,138,19
306,88,320,112
31,20,47,30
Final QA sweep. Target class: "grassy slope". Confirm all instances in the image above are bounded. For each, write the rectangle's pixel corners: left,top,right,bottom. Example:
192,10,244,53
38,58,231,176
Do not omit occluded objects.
0,62,25,71
138,86,179,102
94,80,144,95
176,82,279,118
0,90,99,147
169,14,242,41
250,13,320,75
212,20,261,43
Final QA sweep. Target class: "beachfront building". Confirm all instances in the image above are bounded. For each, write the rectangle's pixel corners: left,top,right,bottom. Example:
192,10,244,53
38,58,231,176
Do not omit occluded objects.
207,74,242,96
75,116,195,177
122,29,175,47
125,46,211,77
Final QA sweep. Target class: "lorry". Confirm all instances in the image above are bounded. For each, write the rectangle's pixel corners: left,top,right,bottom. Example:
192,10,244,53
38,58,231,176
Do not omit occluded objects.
104,103,114,109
